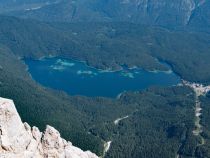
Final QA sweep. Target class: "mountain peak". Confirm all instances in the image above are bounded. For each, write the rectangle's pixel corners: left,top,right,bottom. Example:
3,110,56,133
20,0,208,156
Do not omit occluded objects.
0,97,98,158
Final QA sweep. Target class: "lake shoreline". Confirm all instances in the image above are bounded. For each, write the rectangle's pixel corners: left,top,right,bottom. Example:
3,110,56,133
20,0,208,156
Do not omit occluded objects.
24,56,181,98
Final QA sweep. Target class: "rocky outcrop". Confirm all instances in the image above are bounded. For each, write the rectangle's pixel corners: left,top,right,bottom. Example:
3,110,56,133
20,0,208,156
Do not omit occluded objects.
0,97,98,158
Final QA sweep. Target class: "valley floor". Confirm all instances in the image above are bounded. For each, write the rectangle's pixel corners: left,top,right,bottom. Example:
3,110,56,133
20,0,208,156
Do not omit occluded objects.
182,81,210,154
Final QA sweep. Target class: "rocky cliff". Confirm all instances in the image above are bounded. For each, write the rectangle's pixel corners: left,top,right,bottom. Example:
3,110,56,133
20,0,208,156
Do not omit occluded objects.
0,97,98,158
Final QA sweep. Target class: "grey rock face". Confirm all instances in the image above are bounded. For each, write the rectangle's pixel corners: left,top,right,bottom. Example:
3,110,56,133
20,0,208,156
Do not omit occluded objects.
0,97,98,158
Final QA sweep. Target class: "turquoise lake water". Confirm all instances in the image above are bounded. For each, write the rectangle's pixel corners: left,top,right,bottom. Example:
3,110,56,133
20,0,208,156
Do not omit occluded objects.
25,58,180,98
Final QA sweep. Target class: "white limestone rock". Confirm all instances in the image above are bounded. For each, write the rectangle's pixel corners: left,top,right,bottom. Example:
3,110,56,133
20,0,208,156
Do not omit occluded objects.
0,97,98,158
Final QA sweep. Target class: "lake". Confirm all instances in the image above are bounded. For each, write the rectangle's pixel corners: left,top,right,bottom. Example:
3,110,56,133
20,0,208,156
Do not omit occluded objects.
25,57,180,98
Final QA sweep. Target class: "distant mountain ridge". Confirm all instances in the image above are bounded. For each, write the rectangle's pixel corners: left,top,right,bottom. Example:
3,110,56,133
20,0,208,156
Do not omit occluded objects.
1,0,210,31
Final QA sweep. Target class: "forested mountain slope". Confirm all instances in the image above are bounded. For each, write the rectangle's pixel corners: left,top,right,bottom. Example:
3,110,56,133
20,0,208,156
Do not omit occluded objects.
0,16,210,83
0,44,133,155
2,0,210,31
0,12,209,158
0,47,205,157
